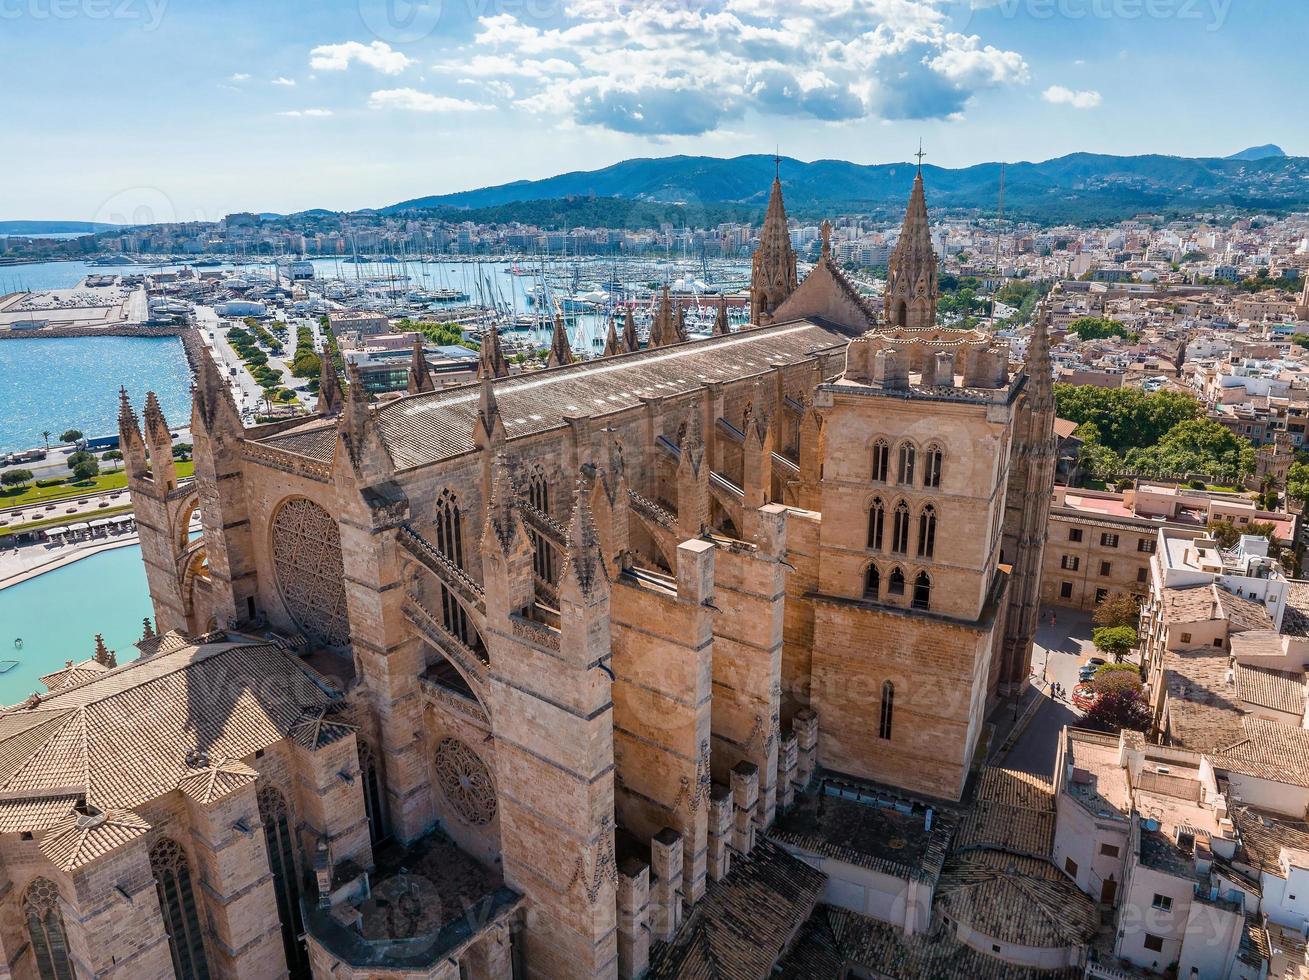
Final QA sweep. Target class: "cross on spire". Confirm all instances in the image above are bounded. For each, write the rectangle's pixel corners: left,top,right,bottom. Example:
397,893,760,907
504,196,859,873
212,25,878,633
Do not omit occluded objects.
915,139,926,174
774,146,781,180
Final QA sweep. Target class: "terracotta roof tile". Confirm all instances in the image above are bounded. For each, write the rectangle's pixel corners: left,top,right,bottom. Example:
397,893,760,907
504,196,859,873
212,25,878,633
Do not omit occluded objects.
39,808,151,871
956,767,1055,858
1234,662,1305,715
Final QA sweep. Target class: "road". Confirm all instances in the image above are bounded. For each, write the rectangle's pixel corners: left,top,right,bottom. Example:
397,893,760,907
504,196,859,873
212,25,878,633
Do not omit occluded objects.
1005,607,1098,778
197,307,319,418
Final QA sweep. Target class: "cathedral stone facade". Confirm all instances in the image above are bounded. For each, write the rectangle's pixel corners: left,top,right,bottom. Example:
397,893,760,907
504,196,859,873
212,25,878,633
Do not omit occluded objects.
0,175,1055,980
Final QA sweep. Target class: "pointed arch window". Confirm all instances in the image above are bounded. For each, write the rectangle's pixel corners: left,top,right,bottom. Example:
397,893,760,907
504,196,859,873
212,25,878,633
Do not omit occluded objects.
879,681,894,740
864,564,880,599
888,567,906,597
435,489,469,642
150,838,211,980
897,443,915,485
258,786,308,979
871,439,890,482
526,466,556,584
24,878,73,980
867,498,885,550
357,739,389,846
891,501,911,554
924,445,943,488
913,571,932,610
917,505,937,559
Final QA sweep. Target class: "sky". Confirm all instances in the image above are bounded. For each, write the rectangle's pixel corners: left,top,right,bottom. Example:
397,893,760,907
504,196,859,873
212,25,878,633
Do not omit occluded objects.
1,0,1304,221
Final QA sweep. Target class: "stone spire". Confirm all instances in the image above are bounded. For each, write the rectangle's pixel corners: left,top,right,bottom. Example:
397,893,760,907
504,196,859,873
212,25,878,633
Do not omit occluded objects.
622,307,639,352
318,346,343,416
713,294,731,337
548,312,574,367
650,286,677,348
884,170,939,330
141,617,156,641
92,634,117,668
820,219,832,261
338,361,393,483
559,478,607,602
603,316,620,356
192,352,243,440
406,336,433,394
1025,300,1054,414
749,174,798,325
118,386,147,477
480,319,509,378
140,391,176,488
675,305,689,343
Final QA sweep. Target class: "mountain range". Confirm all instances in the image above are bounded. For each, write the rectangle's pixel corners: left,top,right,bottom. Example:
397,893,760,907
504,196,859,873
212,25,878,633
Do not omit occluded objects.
384,150,1309,225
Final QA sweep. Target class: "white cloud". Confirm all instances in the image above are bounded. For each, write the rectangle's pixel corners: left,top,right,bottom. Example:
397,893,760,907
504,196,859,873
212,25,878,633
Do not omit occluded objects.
1042,85,1102,109
310,40,413,76
428,0,1030,136
272,76,297,87
278,108,334,118
229,72,250,82
367,88,491,112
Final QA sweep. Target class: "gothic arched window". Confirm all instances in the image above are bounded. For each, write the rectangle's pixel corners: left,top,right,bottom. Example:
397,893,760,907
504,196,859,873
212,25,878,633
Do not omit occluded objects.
895,299,908,328
879,681,894,740
867,498,885,550
897,442,915,485
357,739,389,846
150,838,211,980
888,567,906,597
917,505,937,559
258,786,308,979
891,501,911,554
435,489,463,567
23,878,73,980
913,571,932,610
924,444,943,489
864,564,880,599
871,439,890,482
527,466,549,513
526,466,556,584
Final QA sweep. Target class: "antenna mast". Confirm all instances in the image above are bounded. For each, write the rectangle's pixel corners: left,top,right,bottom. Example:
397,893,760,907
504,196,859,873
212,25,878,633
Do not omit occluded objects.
991,162,1006,327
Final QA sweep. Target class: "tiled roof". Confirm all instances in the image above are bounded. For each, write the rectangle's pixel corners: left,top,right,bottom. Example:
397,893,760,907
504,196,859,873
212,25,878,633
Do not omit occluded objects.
956,767,1055,858
1161,584,1220,626
39,659,108,692
39,808,151,871
1234,662,1305,715
175,757,260,805
646,838,825,979
1216,588,1276,633
936,851,1100,948
1281,580,1309,637
1162,648,1245,752
1230,803,1309,878
0,640,341,823
1216,718,1309,788
778,905,1083,980
257,319,854,471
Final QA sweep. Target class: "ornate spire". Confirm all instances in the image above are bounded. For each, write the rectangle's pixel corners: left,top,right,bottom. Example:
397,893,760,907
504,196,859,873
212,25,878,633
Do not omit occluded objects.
407,336,434,394
92,634,117,668
141,617,156,641
603,316,620,356
548,312,574,367
650,286,677,348
713,294,731,337
622,308,639,353
192,352,243,439
142,391,170,448
484,451,524,554
820,220,832,262
749,174,798,325
318,346,343,416
560,478,605,601
884,169,939,330
473,365,506,451
118,387,146,474
480,320,509,378
675,305,688,343
1026,300,1054,414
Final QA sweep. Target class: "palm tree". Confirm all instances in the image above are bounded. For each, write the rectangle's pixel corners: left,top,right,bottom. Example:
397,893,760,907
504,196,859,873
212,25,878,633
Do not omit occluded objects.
41,430,50,450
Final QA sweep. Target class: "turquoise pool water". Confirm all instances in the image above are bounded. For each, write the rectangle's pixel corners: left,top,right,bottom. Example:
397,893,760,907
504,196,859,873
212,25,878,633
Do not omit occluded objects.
0,544,153,704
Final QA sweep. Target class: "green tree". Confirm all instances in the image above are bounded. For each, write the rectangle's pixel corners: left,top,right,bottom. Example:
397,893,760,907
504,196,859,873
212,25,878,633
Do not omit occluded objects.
1067,316,1139,343
1092,662,1143,697
100,450,123,472
1,469,34,489
59,429,82,444
1092,625,1138,662
41,430,50,449
1085,687,1151,733
66,450,92,471
1125,418,1254,480
1288,461,1309,505
71,458,99,482
1093,592,1140,630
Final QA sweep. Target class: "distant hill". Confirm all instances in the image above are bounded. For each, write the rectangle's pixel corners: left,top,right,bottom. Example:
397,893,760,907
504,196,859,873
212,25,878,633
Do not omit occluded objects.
1227,144,1286,161
384,152,1309,224
0,220,120,235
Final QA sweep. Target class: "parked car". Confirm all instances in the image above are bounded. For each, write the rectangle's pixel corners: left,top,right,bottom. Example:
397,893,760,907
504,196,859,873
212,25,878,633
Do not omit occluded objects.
1072,683,1098,712
1078,657,1107,682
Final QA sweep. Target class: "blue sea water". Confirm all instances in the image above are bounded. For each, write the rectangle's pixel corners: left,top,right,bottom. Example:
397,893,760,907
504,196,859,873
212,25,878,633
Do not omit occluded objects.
0,335,193,454
0,544,153,704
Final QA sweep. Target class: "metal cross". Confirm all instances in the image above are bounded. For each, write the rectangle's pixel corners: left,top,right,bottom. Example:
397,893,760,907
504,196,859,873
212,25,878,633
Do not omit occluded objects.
915,140,926,171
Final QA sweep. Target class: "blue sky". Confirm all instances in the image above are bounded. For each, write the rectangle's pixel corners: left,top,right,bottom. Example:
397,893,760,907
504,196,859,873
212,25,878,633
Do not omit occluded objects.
1,0,1303,221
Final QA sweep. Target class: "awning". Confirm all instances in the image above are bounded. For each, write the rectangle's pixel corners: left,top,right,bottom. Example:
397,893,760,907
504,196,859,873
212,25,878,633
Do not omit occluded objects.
45,527,67,536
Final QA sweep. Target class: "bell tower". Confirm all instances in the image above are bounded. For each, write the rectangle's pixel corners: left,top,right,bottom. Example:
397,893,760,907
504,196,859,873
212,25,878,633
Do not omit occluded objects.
749,158,798,325
884,151,939,330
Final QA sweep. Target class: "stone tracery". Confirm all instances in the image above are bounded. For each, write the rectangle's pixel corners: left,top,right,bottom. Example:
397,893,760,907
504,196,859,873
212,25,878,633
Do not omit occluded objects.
434,737,497,826
271,497,350,646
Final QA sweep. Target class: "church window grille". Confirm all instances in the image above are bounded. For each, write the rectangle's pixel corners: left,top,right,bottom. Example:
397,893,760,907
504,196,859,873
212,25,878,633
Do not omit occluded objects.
258,786,308,979
917,505,936,559
435,490,470,642
924,445,943,488
864,565,880,599
867,498,885,550
270,497,349,647
897,443,916,485
435,738,497,826
913,571,931,610
527,467,556,584
150,838,211,980
888,567,906,597
871,440,890,482
879,682,894,739
891,501,910,554
23,878,73,980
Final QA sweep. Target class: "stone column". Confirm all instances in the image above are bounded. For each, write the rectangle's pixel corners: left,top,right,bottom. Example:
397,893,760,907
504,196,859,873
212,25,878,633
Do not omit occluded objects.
777,730,798,811
616,859,651,980
794,708,819,790
649,829,683,943
730,762,759,858
706,785,733,883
